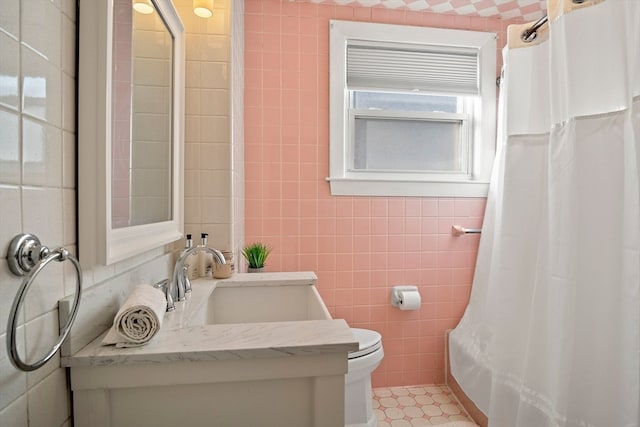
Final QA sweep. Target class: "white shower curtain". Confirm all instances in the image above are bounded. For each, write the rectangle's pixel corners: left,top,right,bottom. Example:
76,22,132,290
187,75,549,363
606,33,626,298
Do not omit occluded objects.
449,1,640,426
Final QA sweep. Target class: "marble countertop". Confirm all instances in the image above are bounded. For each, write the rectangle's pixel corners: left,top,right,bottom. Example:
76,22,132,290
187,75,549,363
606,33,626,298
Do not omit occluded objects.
61,272,358,368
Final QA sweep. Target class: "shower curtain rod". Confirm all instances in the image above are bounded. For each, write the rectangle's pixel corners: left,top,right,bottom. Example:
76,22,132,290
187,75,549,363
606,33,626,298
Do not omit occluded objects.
521,14,549,43
521,0,589,42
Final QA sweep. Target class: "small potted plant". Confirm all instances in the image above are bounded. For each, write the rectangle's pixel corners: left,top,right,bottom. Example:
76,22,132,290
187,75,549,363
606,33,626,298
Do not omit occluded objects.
242,242,271,272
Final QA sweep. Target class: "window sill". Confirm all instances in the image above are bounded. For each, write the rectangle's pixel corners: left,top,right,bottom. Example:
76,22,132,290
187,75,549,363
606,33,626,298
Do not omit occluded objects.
327,177,489,198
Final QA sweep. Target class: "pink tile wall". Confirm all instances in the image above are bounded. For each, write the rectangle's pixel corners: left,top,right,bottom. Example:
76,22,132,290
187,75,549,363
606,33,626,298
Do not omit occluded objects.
244,0,518,387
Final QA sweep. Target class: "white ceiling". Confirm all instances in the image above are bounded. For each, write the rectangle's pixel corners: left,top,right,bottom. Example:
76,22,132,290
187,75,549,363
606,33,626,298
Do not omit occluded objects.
308,0,547,21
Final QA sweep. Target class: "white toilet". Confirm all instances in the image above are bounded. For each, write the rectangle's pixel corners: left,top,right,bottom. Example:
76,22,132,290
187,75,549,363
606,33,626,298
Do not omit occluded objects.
345,328,384,427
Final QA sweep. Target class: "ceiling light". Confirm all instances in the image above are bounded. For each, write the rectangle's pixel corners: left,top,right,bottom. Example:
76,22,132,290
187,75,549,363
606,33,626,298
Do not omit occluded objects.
193,0,213,18
133,0,154,14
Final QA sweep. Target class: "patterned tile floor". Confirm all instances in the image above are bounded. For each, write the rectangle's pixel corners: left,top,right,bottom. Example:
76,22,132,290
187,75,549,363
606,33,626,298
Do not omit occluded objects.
372,384,478,427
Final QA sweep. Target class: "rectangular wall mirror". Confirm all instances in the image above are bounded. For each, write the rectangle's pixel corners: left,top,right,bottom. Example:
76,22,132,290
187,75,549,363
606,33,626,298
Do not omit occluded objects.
78,0,185,266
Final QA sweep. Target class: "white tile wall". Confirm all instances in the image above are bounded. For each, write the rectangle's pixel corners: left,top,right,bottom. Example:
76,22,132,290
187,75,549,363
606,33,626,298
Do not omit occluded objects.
0,32,20,110
201,170,232,197
201,141,231,169
200,116,231,143
61,13,75,75
200,88,231,115
22,118,63,186
0,395,27,427
25,311,61,388
231,0,245,266
62,189,76,246
0,1,75,424
22,0,62,67
62,72,75,132
0,320,27,409
62,131,75,188
22,187,64,247
22,46,62,126
175,0,237,256
0,110,20,183
26,368,70,427
0,2,180,425
201,62,229,88
0,0,20,39
0,186,21,257
22,259,65,322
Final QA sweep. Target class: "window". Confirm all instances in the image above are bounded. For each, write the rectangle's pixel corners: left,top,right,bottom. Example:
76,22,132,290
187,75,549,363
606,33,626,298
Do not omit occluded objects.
329,20,497,197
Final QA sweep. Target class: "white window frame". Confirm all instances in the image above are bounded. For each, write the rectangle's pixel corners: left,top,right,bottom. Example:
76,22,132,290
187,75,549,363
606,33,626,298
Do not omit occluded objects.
328,20,497,197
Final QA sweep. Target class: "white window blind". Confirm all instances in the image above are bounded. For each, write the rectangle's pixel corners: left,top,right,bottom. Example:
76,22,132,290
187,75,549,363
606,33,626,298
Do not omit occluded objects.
329,20,497,197
346,44,479,95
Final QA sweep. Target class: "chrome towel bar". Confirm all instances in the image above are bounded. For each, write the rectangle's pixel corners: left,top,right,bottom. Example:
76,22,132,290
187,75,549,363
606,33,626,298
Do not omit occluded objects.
451,225,482,236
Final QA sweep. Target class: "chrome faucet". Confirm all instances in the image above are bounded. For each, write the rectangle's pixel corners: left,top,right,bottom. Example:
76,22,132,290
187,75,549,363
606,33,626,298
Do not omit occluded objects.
170,243,226,306
153,279,175,312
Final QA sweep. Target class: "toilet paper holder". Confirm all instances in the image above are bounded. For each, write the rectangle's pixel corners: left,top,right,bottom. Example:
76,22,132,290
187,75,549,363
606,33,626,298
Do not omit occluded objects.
391,285,419,307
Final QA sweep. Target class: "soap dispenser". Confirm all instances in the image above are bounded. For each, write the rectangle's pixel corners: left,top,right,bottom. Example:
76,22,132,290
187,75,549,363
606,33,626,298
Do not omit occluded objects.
199,233,212,278
185,234,199,280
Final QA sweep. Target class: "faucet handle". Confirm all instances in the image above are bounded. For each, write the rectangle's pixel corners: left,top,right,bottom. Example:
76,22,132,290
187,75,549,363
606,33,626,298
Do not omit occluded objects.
153,279,175,312
182,265,192,293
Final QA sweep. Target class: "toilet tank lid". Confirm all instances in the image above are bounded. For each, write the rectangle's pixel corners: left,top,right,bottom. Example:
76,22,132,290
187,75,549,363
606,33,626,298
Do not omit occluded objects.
351,328,382,352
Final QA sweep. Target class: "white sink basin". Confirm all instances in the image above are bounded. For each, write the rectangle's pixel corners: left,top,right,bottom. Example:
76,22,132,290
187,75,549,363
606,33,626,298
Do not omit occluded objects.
191,281,331,325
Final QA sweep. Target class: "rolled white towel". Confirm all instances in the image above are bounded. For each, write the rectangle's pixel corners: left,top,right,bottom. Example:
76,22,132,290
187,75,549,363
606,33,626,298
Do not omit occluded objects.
102,284,167,348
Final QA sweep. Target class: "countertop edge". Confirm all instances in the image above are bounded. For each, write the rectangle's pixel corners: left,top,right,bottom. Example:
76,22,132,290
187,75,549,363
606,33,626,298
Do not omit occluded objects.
62,318,358,368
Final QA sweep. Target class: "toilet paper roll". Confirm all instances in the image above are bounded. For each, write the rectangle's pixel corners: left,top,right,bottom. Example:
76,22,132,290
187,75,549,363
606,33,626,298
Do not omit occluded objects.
399,291,421,310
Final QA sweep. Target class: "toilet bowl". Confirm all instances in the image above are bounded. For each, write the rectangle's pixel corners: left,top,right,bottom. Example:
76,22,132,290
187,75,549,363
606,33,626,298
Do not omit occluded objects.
345,328,384,427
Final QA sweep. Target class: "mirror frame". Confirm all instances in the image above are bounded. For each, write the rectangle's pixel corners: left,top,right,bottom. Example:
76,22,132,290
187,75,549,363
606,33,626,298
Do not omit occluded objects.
78,0,184,266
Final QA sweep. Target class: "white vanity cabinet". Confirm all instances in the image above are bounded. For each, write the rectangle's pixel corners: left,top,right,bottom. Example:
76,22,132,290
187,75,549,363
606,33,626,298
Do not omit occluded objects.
68,346,350,427
62,273,358,427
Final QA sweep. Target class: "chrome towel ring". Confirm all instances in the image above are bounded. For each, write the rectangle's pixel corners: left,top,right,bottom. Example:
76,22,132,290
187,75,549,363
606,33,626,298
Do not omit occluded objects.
6,234,83,372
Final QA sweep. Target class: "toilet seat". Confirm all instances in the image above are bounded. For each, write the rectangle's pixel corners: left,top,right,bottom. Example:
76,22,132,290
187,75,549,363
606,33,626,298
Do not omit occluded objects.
349,328,382,359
